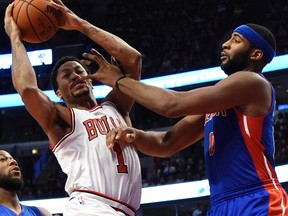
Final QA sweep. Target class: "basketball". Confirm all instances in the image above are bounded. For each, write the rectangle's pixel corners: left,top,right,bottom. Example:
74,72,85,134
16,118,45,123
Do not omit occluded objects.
12,0,62,43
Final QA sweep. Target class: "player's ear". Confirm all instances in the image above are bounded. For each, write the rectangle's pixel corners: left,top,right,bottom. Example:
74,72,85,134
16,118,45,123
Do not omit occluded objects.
250,49,264,61
56,89,63,100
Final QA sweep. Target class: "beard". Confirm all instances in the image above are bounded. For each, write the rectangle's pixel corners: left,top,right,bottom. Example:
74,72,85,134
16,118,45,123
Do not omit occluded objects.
0,174,24,191
71,82,93,98
220,49,251,76
72,87,91,98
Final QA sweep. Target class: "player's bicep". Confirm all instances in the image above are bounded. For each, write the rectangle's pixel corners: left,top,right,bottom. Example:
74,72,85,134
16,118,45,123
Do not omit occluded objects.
205,73,265,112
175,74,258,115
21,87,60,131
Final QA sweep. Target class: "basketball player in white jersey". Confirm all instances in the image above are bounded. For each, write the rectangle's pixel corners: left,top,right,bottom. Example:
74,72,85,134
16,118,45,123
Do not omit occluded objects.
4,0,142,215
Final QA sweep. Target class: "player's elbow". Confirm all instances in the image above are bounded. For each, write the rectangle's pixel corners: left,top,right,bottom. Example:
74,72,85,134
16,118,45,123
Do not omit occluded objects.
129,51,142,69
133,50,142,62
115,49,142,70
18,86,40,100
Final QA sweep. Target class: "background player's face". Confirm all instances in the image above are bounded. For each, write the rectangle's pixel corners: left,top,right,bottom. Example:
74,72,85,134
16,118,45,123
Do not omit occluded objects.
56,61,93,101
0,150,23,191
220,33,253,75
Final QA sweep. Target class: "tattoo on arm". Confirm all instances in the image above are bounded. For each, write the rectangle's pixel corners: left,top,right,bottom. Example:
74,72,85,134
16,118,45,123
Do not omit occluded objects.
12,41,23,73
83,26,99,35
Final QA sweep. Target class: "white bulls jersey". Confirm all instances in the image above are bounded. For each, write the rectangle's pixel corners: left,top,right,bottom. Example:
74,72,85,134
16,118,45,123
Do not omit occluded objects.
51,101,142,215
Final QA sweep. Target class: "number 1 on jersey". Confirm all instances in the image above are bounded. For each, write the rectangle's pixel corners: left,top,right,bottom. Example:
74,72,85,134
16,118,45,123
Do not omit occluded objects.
113,143,128,173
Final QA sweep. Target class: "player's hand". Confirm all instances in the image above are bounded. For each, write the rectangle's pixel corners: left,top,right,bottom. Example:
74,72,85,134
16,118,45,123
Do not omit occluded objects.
4,3,22,40
81,48,124,88
106,126,140,149
51,0,81,31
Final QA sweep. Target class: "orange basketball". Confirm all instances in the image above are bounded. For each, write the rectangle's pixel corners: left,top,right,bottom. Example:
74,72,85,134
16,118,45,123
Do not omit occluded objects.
12,0,62,43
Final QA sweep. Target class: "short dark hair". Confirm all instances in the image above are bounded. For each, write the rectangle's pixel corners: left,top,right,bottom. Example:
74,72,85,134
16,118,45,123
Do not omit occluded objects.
51,56,89,93
246,23,276,59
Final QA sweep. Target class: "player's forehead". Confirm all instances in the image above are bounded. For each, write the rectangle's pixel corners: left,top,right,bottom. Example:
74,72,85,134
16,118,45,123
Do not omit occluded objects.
231,32,250,43
0,150,12,158
58,61,84,73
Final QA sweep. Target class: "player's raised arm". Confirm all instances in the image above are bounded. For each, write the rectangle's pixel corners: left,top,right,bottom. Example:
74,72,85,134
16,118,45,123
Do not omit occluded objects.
51,0,142,120
4,4,70,142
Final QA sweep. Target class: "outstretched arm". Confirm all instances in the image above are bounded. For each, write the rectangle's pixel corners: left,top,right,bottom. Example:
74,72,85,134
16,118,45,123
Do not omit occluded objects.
106,115,205,157
82,51,272,118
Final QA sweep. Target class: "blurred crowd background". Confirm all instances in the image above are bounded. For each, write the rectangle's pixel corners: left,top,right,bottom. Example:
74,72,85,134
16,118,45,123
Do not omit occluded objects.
0,0,288,215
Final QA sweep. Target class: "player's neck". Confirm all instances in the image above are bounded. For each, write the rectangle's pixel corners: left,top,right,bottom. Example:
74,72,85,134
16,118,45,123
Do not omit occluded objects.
0,190,21,212
67,99,98,110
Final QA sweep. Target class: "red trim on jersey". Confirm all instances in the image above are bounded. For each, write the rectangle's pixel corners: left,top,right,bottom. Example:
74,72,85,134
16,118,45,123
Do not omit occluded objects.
234,108,278,181
233,108,283,215
50,108,75,152
266,188,288,215
73,189,136,214
89,104,102,112
113,207,129,216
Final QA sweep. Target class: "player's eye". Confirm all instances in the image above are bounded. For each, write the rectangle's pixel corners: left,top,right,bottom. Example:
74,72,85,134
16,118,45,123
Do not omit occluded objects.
76,70,85,75
0,157,7,162
62,73,69,78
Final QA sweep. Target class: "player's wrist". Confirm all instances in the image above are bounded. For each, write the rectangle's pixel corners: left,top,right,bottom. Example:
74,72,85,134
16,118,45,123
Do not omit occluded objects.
131,128,143,144
115,75,126,90
11,33,22,42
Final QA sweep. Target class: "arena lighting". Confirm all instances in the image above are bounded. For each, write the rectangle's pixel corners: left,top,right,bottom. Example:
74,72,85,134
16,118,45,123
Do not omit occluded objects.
0,54,288,109
20,164,288,214
278,104,288,111
0,49,52,69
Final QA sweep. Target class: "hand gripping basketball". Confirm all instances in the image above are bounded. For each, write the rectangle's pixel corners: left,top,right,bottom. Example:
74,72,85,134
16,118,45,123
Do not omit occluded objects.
12,0,62,43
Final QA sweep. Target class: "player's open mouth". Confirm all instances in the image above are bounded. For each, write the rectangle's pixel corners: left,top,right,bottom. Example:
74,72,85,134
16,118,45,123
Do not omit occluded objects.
220,52,228,61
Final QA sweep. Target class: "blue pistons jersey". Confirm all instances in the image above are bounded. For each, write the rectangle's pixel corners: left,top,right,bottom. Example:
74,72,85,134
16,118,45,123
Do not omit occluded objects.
204,85,288,215
0,204,42,216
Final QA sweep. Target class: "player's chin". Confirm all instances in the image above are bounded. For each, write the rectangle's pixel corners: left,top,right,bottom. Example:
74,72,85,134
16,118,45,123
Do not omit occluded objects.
10,172,22,179
220,59,228,67
73,88,91,97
